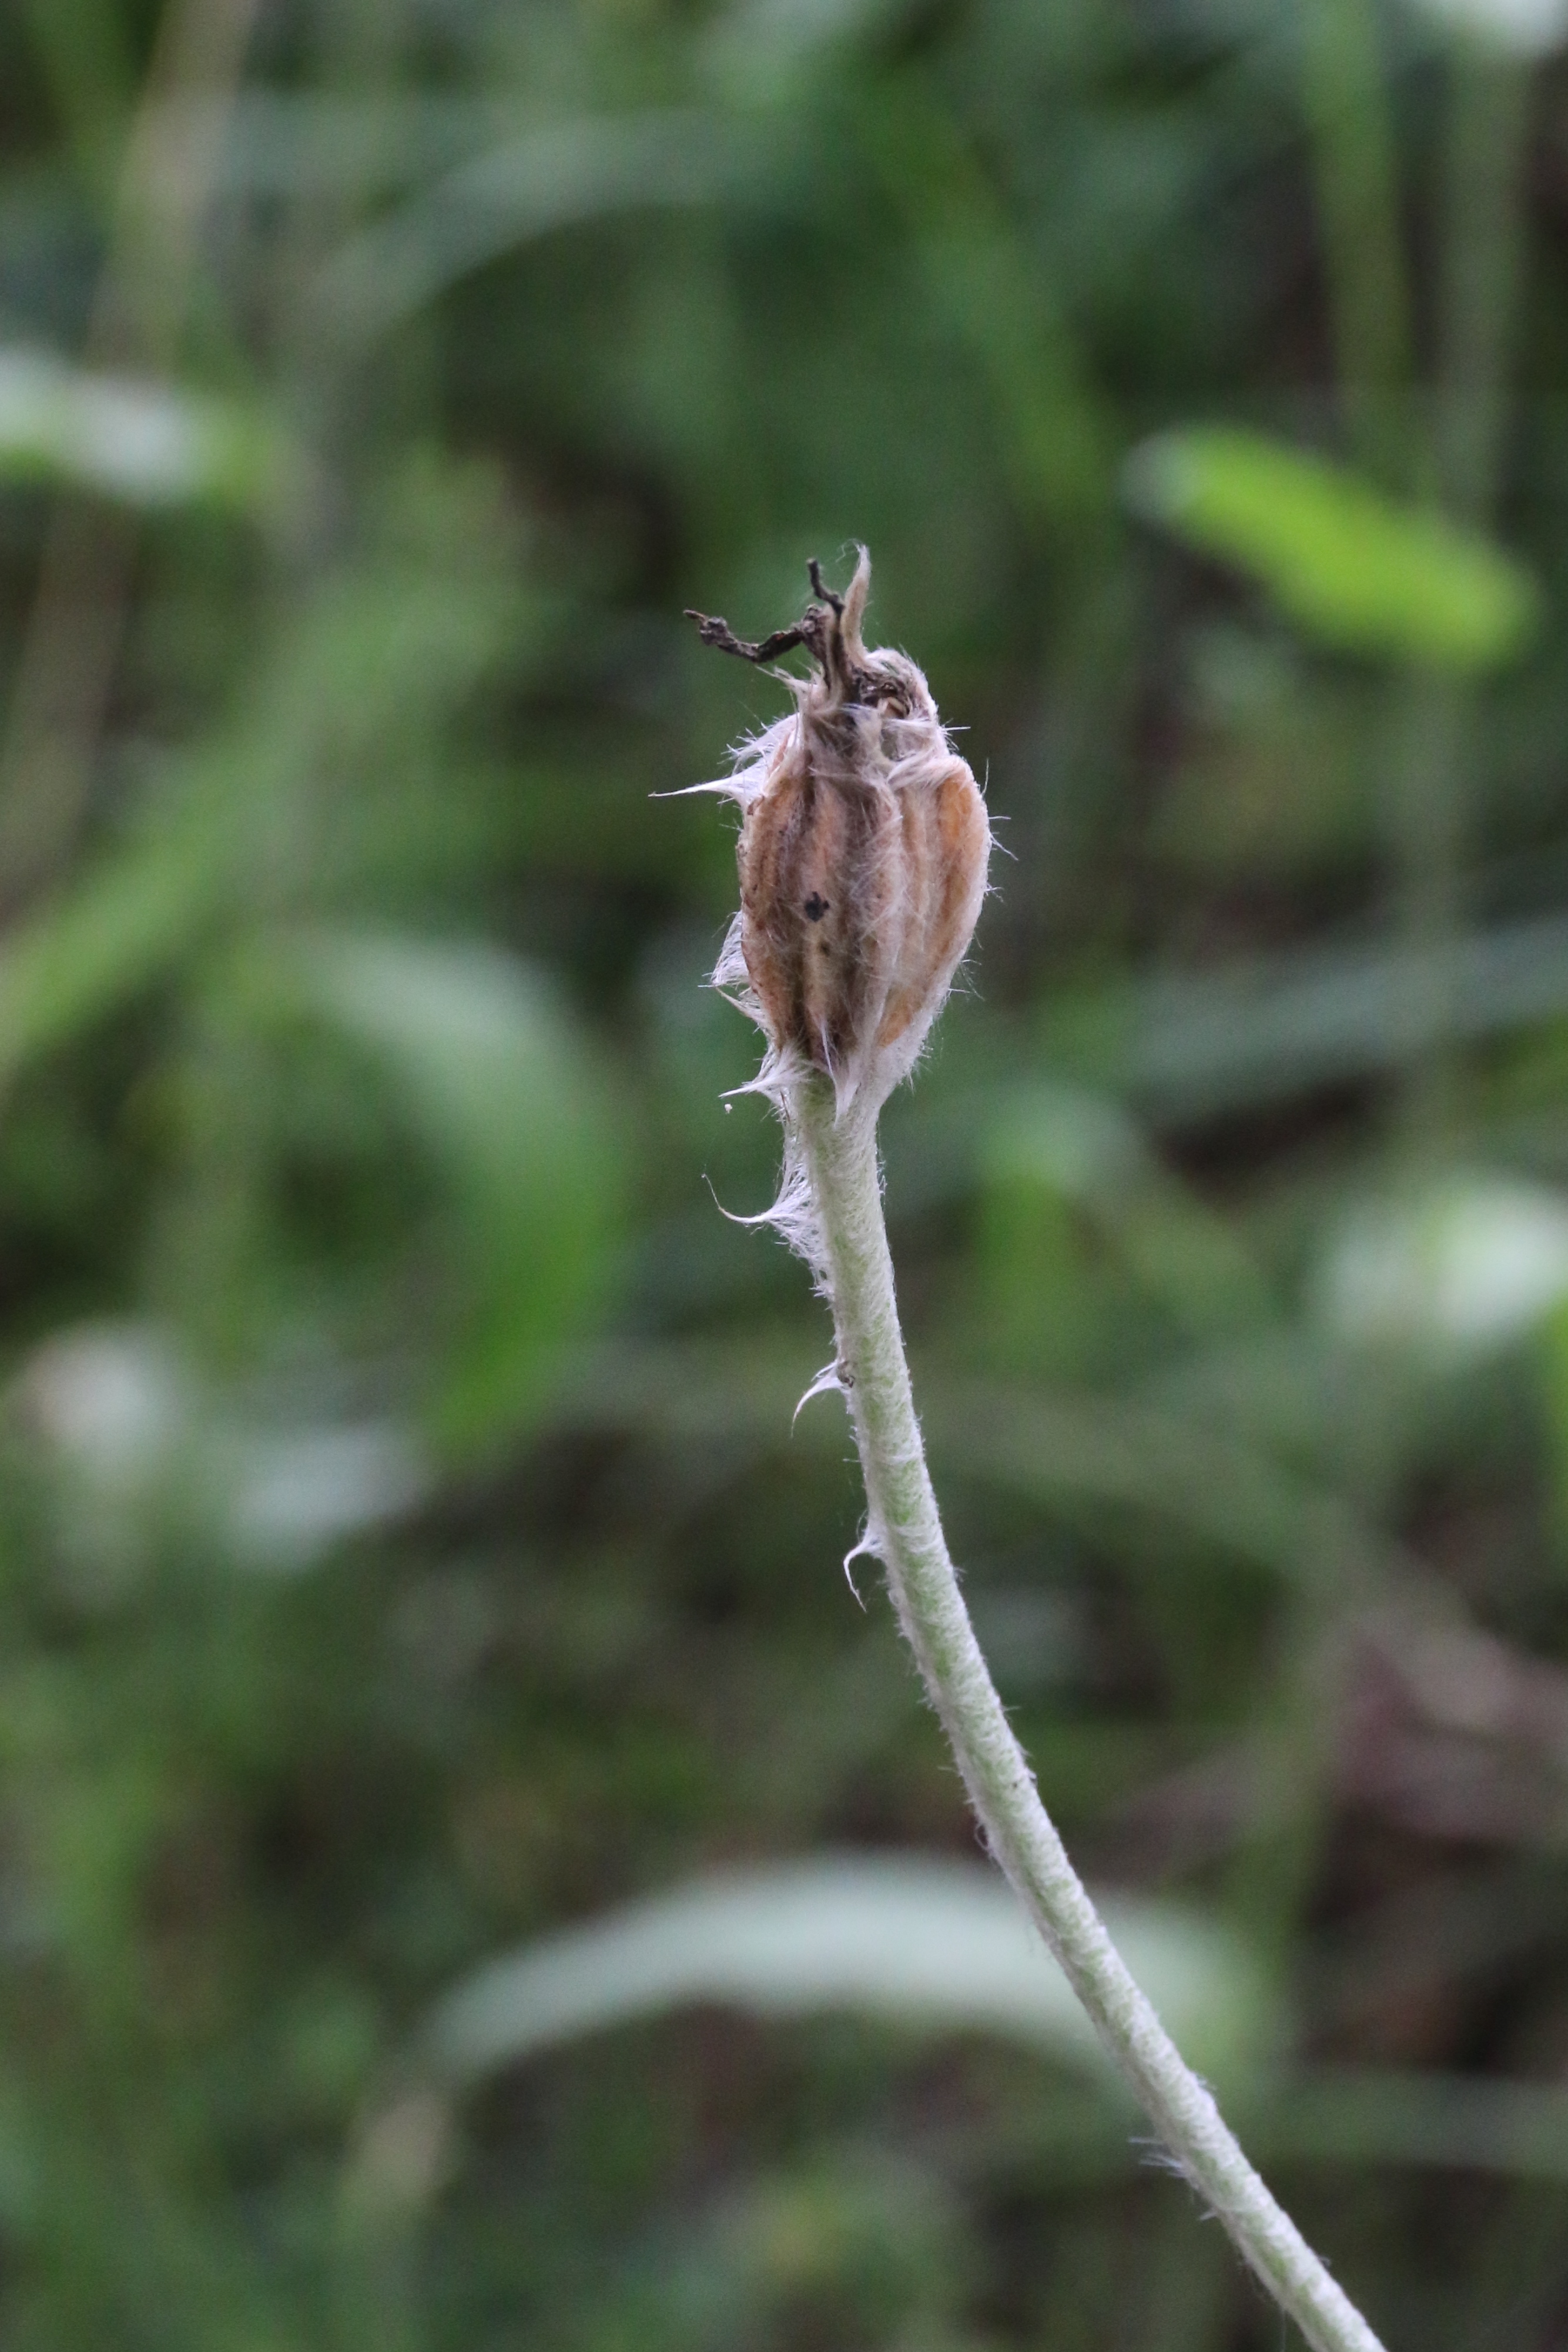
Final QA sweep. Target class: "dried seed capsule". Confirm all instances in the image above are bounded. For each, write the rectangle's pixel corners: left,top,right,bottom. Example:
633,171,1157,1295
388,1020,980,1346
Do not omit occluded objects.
686,550,990,1114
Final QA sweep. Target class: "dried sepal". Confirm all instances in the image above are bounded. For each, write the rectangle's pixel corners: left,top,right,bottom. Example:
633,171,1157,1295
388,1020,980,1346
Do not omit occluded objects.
687,549,990,1116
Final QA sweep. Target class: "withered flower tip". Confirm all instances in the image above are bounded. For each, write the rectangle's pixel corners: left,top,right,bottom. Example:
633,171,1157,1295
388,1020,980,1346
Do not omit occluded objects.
685,548,990,1115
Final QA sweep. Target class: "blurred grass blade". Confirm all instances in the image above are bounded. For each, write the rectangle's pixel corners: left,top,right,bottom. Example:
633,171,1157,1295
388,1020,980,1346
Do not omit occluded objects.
565,1339,1410,1595
0,349,285,512
293,933,621,1452
313,112,743,343
987,2069,1568,2187
0,819,225,1088
704,0,909,101
1124,425,1538,669
1262,2068,1568,2182
208,92,511,197
425,1855,1275,2090
1054,910,1568,1123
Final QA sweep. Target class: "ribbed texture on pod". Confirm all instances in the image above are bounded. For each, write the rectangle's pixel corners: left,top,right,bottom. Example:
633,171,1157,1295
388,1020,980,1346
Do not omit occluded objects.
692,550,990,1117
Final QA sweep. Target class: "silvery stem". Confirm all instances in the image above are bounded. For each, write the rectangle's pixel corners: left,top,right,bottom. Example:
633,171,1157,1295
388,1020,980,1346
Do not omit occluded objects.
794,1076,1386,2352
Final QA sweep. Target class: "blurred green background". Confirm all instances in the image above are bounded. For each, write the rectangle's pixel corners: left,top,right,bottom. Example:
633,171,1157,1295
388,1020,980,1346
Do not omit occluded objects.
9,0,1568,2345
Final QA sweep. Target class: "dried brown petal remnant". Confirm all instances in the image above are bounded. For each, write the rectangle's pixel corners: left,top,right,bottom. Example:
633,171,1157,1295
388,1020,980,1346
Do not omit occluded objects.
686,550,990,1114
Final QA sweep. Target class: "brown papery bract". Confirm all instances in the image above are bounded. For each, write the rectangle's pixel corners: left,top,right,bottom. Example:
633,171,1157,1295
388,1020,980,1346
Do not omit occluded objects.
686,549,990,1116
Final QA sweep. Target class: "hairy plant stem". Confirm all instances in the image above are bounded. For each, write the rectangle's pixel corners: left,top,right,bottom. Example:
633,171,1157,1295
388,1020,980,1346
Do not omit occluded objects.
795,1075,1386,2352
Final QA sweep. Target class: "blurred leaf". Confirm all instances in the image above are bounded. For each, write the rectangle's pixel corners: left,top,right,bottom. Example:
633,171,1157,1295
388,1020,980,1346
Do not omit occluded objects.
1124,426,1539,669
1318,1173,1568,1356
980,1082,1270,1355
421,1854,1277,2093
290,932,621,1452
223,1419,429,1571
18,1319,430,1576
0,350,288,513
1405,0,1568,58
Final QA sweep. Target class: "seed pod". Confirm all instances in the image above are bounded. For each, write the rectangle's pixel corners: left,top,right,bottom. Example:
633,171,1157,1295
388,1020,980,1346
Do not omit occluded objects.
686,550,990,1114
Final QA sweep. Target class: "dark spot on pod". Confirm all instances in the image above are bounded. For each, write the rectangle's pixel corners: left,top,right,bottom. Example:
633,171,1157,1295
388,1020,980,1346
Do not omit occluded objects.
804,893,829,921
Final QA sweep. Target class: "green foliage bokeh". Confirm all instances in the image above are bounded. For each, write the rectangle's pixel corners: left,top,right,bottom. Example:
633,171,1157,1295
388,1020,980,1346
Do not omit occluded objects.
5,3,1568,2349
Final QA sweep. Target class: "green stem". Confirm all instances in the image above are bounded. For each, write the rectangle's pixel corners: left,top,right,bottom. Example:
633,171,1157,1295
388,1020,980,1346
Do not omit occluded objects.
1386,41,1532,1155
1299,0,1413,486
1386,669,1466,1155
795,1075,1386,2352
1435,40,1532,530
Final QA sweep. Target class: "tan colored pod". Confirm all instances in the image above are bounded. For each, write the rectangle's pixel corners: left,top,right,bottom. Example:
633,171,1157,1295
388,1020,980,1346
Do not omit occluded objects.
688,550,990,1113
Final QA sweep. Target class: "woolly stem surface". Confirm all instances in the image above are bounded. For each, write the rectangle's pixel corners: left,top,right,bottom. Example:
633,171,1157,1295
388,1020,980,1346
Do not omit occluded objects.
794,1075,1386,2352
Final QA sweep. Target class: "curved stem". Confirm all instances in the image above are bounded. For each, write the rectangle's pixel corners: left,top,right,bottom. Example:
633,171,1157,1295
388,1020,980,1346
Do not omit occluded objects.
794,1077,1386,2352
